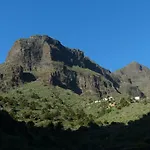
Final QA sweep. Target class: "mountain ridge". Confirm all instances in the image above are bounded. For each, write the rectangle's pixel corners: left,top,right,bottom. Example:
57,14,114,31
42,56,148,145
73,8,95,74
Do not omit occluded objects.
0,35,147,98
114,61,150,97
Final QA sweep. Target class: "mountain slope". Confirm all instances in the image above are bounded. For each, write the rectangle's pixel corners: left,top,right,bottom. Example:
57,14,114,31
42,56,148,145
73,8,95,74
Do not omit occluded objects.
114,61,150,97
0,35,119,97
0,35,144,99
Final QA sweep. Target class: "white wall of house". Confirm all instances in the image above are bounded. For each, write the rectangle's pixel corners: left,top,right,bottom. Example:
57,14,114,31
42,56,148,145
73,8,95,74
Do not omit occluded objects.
134,96,140,100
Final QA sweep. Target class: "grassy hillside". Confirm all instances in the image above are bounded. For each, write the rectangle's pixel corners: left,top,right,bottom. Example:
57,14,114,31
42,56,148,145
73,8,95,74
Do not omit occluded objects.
1,80,150,130
0,81,95,129
1,99,150,149
97,102,150,124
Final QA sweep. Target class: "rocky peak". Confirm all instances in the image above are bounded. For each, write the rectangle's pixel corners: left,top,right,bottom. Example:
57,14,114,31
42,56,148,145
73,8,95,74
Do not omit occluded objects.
29,35,61,46
6,35,110,75
114,61,150,80
126,61,142,70
130,61,143,70
113,61,150,97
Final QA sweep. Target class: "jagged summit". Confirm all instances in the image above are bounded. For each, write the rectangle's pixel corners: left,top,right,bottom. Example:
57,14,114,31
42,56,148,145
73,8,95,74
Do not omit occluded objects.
6,35,110,75
29,35,62,46
6,35,62,70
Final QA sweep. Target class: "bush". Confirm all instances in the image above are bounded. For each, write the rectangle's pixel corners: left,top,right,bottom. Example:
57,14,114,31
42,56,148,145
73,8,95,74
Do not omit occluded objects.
16,90,23,94
143,100,148,105
31,93,40,99
43,112,52,120
97,108,107,117
9,108,17,119
42,98,48,102
46,104,52,109
20,99,29,108
29,102,37,110
119,98,130,108
0,96,4,101
22,111,31,119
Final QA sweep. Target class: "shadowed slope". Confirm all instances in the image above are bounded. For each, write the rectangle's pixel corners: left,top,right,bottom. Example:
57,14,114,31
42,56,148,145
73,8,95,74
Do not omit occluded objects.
1,109,150,149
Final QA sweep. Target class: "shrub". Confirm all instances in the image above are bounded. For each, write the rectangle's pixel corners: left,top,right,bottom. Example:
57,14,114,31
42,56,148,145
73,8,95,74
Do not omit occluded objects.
29,102,37,110
9,108,17,119
119,98,130,108
46,104,52,109
103,120,109,125
42,98,48,102
43,112,53,120
0,96,4,101
143,100,148,105
98,108,106,117
16,90,23,94
20,100,29,108
31,93,40,99
22,111,31,119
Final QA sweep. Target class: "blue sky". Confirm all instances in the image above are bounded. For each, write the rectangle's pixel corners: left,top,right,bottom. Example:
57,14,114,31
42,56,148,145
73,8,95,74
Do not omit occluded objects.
1,0,150,71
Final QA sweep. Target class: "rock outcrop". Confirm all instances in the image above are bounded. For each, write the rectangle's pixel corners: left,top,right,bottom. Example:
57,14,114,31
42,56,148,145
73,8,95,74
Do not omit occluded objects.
6,35,111,75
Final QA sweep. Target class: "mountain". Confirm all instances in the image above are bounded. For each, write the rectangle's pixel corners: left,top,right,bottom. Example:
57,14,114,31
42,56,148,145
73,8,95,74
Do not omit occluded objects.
114,61,150,97
1,35,150,149
0,35,144,99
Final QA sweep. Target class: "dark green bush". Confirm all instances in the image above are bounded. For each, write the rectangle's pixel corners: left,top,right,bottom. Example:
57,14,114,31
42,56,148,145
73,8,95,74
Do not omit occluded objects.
16,90,23,94
0,95,4,101
31,93,40,99
29,102,37,110
119,98,130,108
20,99,29,108
22,111,31,119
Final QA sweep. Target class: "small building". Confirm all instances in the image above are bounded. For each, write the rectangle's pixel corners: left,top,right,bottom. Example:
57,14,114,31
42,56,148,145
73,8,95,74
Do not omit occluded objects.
108,96,114,101
94,100,99,103
109,102,116,107
103,98,108,101
134,96,140,100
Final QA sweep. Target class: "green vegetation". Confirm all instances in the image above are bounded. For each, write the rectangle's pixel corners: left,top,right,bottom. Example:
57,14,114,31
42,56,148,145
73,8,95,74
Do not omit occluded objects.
1,80,150,130
0,81,95,129
1,100,150,149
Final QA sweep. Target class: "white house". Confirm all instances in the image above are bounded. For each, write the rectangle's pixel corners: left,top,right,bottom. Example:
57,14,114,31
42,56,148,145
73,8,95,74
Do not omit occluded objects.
94,100,101,103
134,96,140,100
103,98,108,101
108,96,114,101
109,102,116,107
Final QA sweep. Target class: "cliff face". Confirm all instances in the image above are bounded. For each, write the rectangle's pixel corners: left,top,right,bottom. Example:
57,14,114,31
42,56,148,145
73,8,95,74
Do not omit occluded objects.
6,36,53,70
49,66,117,96
1,35,144,98
6,35,111,75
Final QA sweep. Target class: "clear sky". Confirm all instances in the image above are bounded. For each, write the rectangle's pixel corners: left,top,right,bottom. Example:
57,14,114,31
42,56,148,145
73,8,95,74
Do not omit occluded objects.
1,0,150,71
